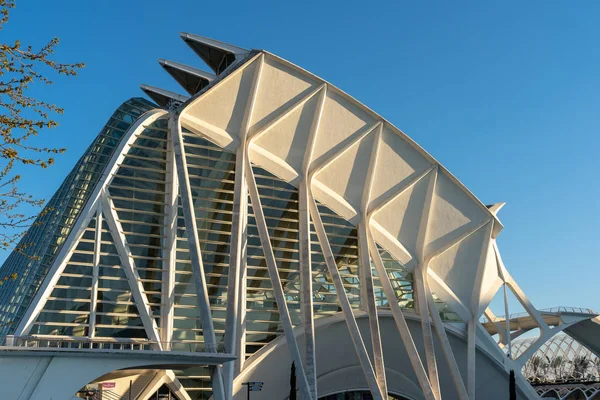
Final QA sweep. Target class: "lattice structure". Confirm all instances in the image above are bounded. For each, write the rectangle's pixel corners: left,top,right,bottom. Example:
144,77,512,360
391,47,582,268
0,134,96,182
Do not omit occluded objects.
514,334,600,384
535,384,600,400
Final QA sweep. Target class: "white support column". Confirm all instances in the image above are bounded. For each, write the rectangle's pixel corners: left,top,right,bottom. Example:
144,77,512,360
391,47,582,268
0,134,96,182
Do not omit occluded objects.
170,113,226,400
88,204,102,339
425,281,469,400
235,237,247,373
414,268,441,400
308,191,385,400
223,55,264,394
161,125,178,350
359,123,387,396
358,222,387,396
299,84,327,400
299,180,317,399
414,168,441,400
223,137,249,394
503,282,512,357
467,317,477,399
246,163,314,400
368,232,436,400
101,193,163,350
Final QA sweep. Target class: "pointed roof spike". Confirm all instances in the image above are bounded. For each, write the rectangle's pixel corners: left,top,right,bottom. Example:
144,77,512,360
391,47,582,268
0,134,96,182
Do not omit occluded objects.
179,33,249,75
158,59,215,96
486,202,506,216
140,84,189,108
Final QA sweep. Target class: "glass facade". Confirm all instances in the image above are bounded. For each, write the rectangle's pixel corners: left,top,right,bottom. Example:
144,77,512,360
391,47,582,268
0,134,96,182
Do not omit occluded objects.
0,98,155,336
0,101,461,400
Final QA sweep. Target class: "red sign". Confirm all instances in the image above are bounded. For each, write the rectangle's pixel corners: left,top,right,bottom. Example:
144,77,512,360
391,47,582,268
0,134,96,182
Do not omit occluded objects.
102,382,116,389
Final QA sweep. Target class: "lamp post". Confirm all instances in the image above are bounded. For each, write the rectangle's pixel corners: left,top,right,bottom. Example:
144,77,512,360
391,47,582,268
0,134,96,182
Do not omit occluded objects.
241,381,264,400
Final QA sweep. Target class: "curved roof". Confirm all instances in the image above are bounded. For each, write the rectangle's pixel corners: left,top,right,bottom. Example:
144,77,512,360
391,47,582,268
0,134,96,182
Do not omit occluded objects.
175,48,505,322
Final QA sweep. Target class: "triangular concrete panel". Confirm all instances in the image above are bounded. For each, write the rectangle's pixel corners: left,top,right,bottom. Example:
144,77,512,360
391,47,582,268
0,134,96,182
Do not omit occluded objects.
184,56,261,140
372,172,430,259
253,93,321,174
424,170,489,257
250,55,320,134
370,126,431,208
314,132,376,214
428,224,488,310
310,89,376,167
476,239,503,317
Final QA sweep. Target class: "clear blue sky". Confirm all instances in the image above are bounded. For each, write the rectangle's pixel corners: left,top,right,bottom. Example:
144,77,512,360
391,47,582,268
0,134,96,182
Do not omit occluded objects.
2,1,599,314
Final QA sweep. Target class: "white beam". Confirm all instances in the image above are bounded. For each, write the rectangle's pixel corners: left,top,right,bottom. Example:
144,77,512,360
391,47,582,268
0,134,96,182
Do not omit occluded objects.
358,222,387,396
359,123,387,396
138,372,167,400
88,204,102,339
161,126,178,350
246,162,314,400
308,190,385,400
467,317,477,399
101,193,163,350
299,84,327,400
425,278,469,400
223,141,248,393
367,230,436,400
503,283,512,356
170,113,226,400
225,54,264,393
299,180,317,398
414,168,441,399
165,370,193,400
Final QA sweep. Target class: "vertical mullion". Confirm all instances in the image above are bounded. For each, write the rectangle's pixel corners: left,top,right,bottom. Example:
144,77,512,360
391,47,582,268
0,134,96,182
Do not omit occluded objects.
88,204,102,339
161,129,178,350
223,144,247,395
299,84,327,400
415,168,441,399
467,317,477,399
299,180,316,398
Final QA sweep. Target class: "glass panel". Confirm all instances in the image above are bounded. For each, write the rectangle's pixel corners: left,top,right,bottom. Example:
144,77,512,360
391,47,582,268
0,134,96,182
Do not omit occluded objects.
172,133,236,351
0,98,156,336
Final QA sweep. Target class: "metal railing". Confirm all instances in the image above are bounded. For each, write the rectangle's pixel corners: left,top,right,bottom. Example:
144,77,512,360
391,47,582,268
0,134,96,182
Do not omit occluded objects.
0,335,226,353
482,307,598,323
